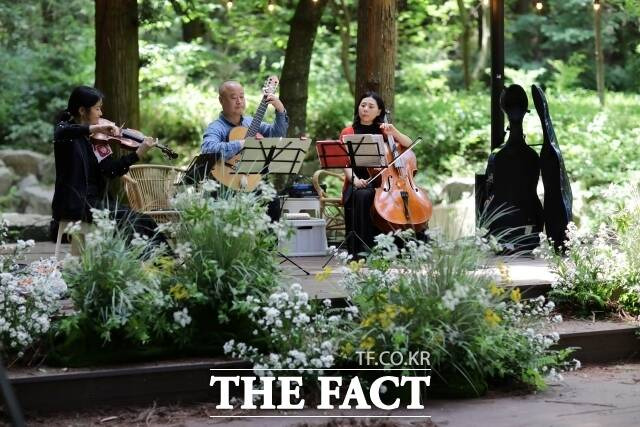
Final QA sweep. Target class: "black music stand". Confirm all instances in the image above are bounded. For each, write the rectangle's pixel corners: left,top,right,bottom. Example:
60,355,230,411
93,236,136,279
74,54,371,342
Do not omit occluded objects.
316,135,386,267
178,153,221,186
235,137,312,275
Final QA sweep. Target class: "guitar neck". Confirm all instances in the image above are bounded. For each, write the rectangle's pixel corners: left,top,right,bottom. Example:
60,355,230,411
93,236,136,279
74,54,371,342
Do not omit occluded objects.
246,98,269,137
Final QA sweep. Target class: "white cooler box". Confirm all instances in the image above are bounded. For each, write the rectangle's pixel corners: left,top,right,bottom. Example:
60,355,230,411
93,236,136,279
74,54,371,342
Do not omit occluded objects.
279,218,328,256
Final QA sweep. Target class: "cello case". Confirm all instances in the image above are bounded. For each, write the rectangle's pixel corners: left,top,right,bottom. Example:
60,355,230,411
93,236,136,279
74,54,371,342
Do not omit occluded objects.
532,85,572,251
482,84,544,252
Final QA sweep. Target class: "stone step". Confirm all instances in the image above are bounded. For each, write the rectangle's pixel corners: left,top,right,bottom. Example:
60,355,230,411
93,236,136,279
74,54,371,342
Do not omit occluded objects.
552,319,640,363
9,318,639,413
9,358,250,413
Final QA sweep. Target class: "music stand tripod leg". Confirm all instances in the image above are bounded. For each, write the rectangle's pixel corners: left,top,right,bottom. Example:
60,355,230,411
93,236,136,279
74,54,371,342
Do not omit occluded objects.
274,195,310,276
278,251,310,275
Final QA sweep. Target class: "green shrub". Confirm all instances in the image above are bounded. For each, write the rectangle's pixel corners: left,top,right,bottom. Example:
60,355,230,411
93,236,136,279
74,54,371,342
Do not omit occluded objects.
337,230,574,394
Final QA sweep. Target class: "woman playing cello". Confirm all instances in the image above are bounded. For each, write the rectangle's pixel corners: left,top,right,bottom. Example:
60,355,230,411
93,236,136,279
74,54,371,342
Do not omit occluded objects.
340,91,413,257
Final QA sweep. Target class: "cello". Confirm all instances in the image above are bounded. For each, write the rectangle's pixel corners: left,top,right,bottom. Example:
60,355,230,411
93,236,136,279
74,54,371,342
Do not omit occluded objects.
369,111,432,232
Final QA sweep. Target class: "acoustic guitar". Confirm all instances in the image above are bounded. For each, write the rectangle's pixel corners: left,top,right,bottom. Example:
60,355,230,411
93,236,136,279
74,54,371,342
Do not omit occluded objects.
211,76,279,191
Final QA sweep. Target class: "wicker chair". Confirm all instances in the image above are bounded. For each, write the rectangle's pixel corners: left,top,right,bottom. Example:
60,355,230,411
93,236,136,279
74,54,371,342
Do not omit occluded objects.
122,164,184,224
312,169,345,245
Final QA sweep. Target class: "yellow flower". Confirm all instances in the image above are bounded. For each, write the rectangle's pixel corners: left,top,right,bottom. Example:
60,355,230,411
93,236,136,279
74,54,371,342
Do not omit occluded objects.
510,288,522,303
497,262,512,284
360,336,376,350
169,284,189,301
384,304,399,319
377,312,392,329
349,259,365,272
147,256,175,274
340,342,355,356
484,308,502,327
399,306,415,315
360,315,375,327
315,266,333,281
489,282,504,296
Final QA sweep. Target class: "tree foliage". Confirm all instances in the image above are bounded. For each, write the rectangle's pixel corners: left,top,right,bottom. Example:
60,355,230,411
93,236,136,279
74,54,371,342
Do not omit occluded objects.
0,0,638,225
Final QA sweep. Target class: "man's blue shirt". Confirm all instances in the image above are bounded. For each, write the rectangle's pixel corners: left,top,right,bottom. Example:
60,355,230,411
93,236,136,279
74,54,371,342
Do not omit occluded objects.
201,111,289,160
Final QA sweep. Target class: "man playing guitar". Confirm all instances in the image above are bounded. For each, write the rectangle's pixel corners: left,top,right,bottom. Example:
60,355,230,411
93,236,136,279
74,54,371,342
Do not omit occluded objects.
201,79,288,161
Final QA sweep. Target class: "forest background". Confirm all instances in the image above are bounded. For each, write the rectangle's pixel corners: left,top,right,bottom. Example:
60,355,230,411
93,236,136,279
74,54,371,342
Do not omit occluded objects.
0,0,639,227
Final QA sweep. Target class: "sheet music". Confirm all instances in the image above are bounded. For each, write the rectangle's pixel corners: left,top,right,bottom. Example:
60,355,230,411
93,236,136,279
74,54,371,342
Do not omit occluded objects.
341,134,387,168
235,137,311,175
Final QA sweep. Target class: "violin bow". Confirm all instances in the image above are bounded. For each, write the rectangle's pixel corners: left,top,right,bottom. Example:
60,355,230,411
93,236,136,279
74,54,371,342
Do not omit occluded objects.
365,136,424,186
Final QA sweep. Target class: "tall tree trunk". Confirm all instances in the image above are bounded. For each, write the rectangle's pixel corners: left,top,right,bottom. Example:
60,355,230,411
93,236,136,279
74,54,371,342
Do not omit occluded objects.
278,0,328,182
182,19,207,42
170,0,208,42
95,0,140,129
41,0,54,44
456,0,471,89
355,0,397,113
472,0,490,82
514,0,530,13
331,0,355,96
280,0,329,139
594,2,605,107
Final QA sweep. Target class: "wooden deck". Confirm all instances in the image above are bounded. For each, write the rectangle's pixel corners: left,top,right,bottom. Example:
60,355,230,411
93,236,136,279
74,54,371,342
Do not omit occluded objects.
25,242,554,301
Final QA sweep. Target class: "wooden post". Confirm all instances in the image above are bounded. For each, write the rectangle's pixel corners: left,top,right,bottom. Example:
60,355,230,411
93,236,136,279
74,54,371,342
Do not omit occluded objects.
280,0,329,138
594,0,605,107
95,0,140,129
490,0,504,150
355,0,397,113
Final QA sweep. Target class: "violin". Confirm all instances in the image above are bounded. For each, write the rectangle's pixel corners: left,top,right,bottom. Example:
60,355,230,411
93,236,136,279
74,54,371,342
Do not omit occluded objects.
90,118,178,160
370,111,432,232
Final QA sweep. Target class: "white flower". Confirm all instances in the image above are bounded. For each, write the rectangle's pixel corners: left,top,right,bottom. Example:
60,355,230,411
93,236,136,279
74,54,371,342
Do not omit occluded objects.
174,242,193,260
223,340,235,354
320,354,334,367
572,359,582,370
202,179,220,193
345,305,359,315
441,290,459,311
293,313,310,326
173,307,192,327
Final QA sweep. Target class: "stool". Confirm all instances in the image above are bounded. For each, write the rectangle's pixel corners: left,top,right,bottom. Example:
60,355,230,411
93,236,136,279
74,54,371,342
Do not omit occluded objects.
55,221,92,259
281,197,321,218
279,218,328,256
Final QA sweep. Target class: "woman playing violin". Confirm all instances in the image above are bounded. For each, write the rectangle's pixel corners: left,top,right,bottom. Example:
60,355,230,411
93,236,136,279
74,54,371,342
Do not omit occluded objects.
340,91,413,257
52,85,166,247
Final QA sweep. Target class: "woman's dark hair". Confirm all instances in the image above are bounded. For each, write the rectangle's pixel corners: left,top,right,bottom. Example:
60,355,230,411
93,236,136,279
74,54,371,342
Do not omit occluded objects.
353,91,386,127
55,86,104,123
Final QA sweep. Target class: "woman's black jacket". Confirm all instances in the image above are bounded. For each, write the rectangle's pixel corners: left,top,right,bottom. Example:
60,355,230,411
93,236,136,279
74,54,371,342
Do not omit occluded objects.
51,121,139,222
